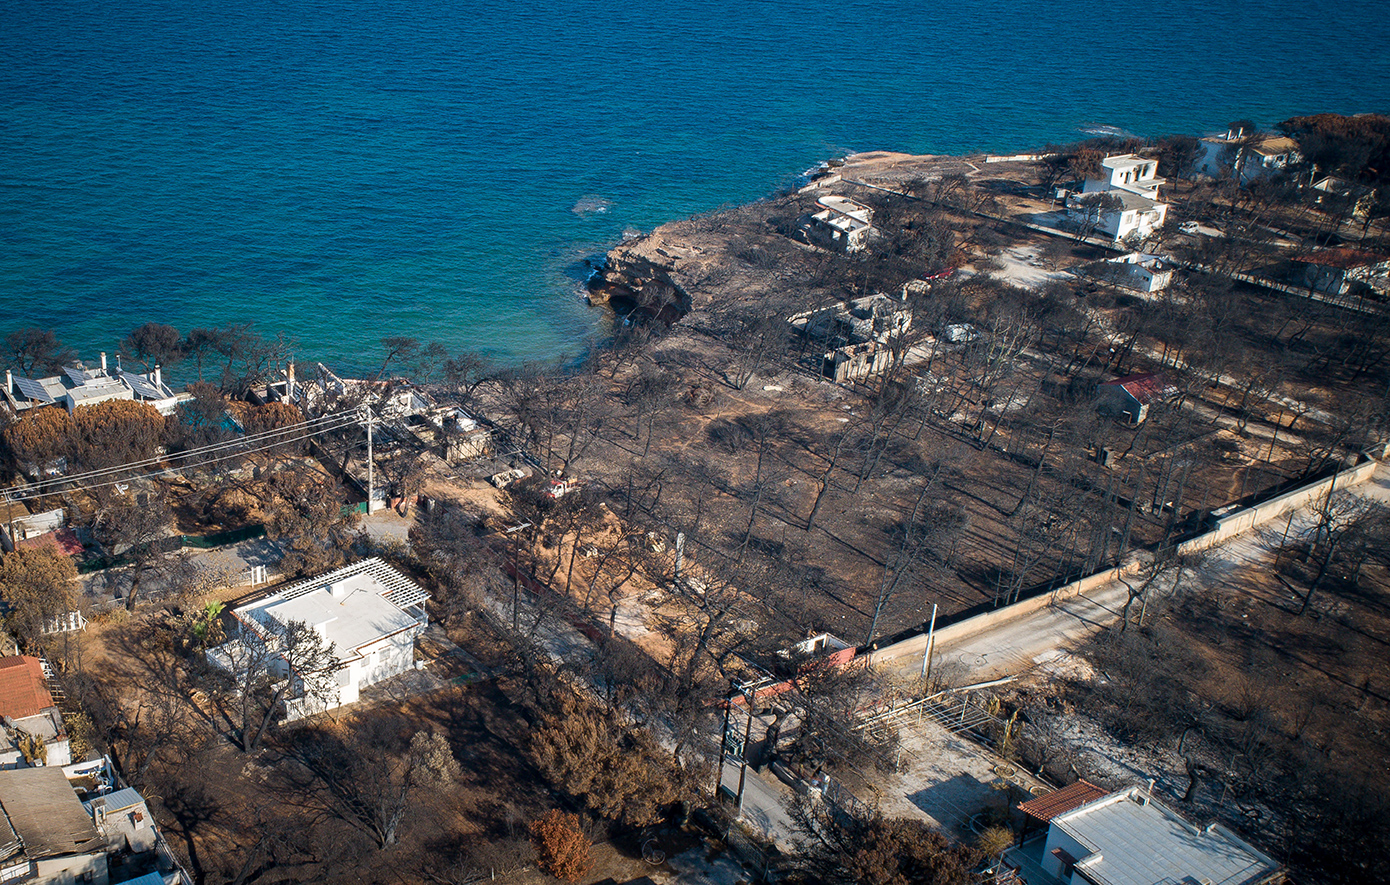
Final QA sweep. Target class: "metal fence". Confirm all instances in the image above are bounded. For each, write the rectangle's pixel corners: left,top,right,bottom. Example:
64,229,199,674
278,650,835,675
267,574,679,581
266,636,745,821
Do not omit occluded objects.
724,825,771,881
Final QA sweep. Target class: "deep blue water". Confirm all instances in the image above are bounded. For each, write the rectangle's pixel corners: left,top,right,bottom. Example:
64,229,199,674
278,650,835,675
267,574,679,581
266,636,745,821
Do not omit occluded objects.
3,0,1389,375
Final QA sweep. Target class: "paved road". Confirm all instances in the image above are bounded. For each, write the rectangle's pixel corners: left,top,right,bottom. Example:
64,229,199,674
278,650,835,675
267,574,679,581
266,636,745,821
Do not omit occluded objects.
910,460,1390,683
719,759,799,850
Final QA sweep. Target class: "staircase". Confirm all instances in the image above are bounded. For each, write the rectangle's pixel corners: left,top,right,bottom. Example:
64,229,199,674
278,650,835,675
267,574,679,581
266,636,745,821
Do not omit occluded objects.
38,654,66,704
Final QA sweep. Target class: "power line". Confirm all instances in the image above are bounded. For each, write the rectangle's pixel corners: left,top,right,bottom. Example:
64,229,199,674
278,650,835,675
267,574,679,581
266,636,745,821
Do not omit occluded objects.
4,410,364,503
10,411,360,499
6,416,361,502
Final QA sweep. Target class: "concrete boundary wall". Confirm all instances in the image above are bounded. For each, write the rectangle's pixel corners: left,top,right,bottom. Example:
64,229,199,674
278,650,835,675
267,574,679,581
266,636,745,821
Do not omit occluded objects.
868,559,1137,666
870,455,1381,666
1178,457,1378,555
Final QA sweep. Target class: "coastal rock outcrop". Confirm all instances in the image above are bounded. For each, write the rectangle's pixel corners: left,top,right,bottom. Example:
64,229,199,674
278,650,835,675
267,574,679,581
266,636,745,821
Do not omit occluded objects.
587,250,690,324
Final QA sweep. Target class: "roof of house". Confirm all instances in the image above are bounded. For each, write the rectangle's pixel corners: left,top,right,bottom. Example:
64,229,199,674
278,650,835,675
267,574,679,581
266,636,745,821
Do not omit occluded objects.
16,527,84,557
0,767,105,859
1113,190,1160,211
1109,252,1175,271
234,558,429,665
1311,176,1375,196
1102,154,1149,171
65,377,131,406
119,371,173,401
1073,190,1159,212
1053,786,1280,885
1017,779,1110,822
0,499,29,523
1100,373,1175,404
0,809,18,865
816,195,873,223
1291,247,1390,269
85,788,146,816
0,656,55,720
1250,136,1299,157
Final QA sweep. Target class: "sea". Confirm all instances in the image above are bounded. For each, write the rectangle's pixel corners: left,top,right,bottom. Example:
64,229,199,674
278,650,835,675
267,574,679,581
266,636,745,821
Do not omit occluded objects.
3,0,1389,377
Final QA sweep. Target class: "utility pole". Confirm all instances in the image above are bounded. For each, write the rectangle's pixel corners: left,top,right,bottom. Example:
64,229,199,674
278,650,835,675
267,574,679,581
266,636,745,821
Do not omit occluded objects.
504,521,532,633
360,406,375,514
734,686,755,816
2,489,14,552
715,683,734,798
920,602,938,685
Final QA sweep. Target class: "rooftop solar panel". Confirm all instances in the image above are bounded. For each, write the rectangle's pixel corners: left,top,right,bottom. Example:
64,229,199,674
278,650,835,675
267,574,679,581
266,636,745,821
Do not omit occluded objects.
13,376,55,403
64,366,93,386
120,371,162,399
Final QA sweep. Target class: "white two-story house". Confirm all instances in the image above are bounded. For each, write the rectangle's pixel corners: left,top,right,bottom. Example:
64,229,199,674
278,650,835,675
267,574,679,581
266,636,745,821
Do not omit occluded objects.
1067,154,1169,242
1198,130,1301,184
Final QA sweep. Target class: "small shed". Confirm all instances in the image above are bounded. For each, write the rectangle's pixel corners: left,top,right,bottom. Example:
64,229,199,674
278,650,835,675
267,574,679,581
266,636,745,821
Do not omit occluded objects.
1096,373,1177,425
1290,248,1390,296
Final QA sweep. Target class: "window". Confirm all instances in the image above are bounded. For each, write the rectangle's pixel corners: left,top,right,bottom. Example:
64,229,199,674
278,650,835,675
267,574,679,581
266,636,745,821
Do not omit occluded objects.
0,862,30,883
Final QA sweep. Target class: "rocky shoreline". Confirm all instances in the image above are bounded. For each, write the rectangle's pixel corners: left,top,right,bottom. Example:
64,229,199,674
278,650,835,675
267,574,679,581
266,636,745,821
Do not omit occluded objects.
585,149,1026,324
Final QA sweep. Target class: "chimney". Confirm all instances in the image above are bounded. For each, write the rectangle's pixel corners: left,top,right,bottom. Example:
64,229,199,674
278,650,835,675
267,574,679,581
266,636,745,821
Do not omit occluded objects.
1142,779,1155,805
154,365,163,392
100,352,107,373
288,361,296,399
5,370,11,394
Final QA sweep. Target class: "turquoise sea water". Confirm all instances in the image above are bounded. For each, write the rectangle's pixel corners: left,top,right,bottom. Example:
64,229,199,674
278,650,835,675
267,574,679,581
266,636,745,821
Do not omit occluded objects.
3,0,1389,375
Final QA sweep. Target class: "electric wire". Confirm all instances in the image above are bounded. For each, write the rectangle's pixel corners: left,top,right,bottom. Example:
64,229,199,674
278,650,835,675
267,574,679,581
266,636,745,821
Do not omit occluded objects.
3,410,365,503
9,411,360,498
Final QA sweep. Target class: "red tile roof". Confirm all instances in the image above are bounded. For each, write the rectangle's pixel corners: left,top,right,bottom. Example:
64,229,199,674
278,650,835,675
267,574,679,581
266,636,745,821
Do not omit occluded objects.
1017,779,1110,822
1291,248,1390,270
0,656,54,720
1100,372,1175,404
16,528,83,557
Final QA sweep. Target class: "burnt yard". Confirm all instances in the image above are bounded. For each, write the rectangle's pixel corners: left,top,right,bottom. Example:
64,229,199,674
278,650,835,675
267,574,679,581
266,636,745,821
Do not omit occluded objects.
562,151,1387,653
6,128,1390,885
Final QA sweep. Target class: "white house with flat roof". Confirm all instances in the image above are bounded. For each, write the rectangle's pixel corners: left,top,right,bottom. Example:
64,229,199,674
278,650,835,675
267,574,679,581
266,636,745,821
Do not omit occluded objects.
224,558,430,719
1030,785,1283,885
807,195,876,253
1068,154,1169,242
1082,154,1166,200
1066,190,1168,242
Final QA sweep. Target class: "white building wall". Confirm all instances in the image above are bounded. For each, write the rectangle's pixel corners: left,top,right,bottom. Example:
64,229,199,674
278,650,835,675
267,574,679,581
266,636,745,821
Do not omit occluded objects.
1197,139,1228,177
35,852,109,885
1042,826,1091,879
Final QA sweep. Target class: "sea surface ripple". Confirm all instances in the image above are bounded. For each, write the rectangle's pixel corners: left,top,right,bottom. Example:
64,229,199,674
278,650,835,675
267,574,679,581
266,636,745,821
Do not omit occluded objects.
2,0,1388,373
